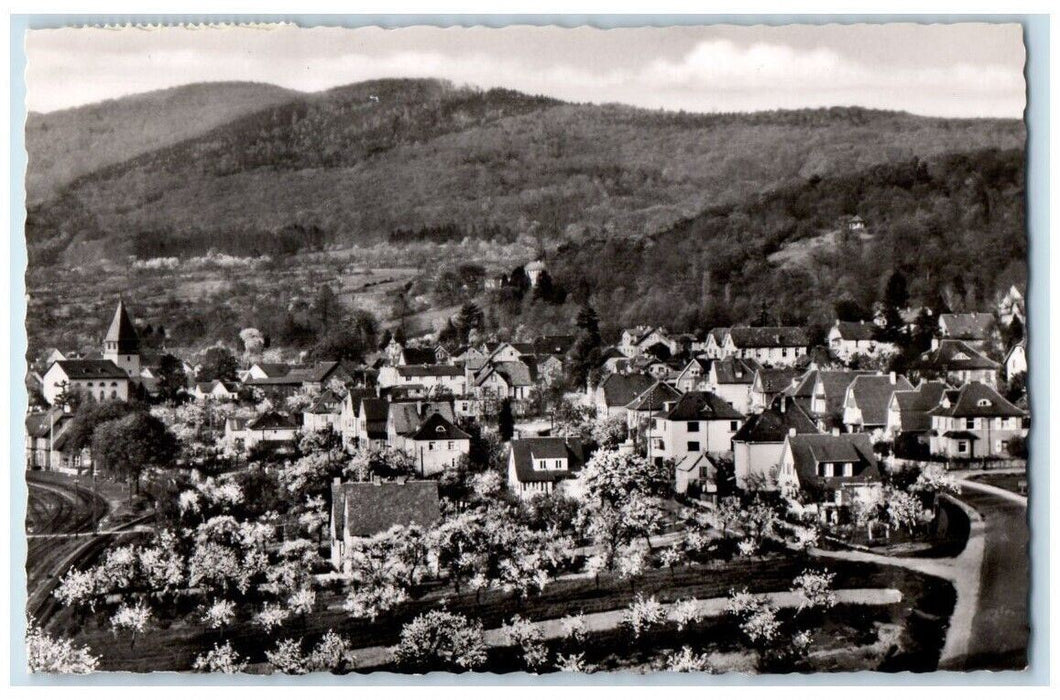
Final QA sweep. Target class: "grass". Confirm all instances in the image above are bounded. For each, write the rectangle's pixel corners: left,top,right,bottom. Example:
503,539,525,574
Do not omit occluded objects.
966,472,1027,496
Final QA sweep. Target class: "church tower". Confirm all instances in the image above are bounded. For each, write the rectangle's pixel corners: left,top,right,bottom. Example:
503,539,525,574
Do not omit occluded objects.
103,299,141,378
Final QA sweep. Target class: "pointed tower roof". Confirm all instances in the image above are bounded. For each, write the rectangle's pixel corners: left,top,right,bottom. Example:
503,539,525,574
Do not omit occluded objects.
105,299,140,354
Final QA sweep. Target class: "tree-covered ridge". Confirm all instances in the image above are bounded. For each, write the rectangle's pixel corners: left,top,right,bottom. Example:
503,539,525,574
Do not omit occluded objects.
549,148,1026,333
26,78,1024,266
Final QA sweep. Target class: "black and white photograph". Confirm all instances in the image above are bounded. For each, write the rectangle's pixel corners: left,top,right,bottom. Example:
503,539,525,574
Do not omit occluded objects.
17,18,1034,677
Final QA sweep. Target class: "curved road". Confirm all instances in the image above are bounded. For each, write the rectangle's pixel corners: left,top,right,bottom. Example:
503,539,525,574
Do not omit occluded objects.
946,485,1029,671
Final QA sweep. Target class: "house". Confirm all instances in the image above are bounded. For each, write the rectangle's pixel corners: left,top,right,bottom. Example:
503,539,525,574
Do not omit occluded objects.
339,388,375,448
912,340,1000,388
303,389,344,434
377,364,467,396
474,360,537,403
706,357,760,414
674,358,711,393
776,433,882,516
732,397,821,489
25,408,83,471
937,313,997,350
722,327,809,366
525,260,547,287
749,367,803,413
674,453,719,497
386,401,456,448
1005,340,1027,380
533,354,566,386
649,391,744,466
486,342,536,364
102,299,142,379
329,480,441,571
191,380,239,402
998,285,1025,326
507,437,587,500
698,328,730,359
786,370,874,426
354,397,390,450
224,411,300,454
41,359,131,405
591,372,655,418
618,326,678,359
625,381,683,438
884,380,950,443
927,382,1027,459
827,320,897,362
242,362,295,382
598,347,631,374
841,372,914,435
399,346,439,366
402,412,472,477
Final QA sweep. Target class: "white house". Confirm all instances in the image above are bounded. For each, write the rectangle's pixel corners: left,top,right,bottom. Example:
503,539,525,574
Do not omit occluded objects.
827,320,897,362
303,389,344,434
618,326,677,358
732,397,820,489
401,412,471,477
377,364,467,395
841,372,914,435
41,359,131,405
706,357,759,414
507,437,587,500
330,480,441,572
927,382,1027,459
674,358,711,392
224,411,300,454
913,340,1000,388
648,391,744,466
191,380,239,402
776,433,882,516
721,327,809,367
1005,340,1027,380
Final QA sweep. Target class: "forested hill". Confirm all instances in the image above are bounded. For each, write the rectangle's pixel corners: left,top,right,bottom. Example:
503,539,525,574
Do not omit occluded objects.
25,82,302,205
548,148,1027,333
26,78,1025,266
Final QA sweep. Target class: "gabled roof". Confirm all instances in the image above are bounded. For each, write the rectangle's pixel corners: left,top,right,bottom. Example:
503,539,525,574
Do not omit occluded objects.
674,452,717,477
846,374,914,426
509,437,587,483
247,411,300,430
679,357,711,377
733,398,820,443
478,360,536,388
250,362,294,378
728,326,809,348
409,412,471,442
915,340,999,371
307,389,344,414
659,391,744,421
400,347,438,366
706,328,729,344
939,313,996,340
196,380,238,394
832,320,879,342
360,397,390,421
105,300,140,354
755,368,803,394
598,373,655,408
927,381,1026,419
295,360,355,384
51,359,129,380
389,401,456,435
891,381,950,432
332,481,441,538
788,369,873,416
533,335,576,356
626,381,683,412
25,409,68,439
711,357,760,385
787,433,880,497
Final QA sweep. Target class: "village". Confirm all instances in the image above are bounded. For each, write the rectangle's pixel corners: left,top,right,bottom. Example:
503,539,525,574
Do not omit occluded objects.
23,260,1030,674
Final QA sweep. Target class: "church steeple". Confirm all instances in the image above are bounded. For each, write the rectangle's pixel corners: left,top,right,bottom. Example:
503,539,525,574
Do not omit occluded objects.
103,299,141,378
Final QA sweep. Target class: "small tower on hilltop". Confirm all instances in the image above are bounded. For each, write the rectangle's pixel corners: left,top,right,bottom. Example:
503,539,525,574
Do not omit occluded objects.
103,298,141,378
524,260,546,287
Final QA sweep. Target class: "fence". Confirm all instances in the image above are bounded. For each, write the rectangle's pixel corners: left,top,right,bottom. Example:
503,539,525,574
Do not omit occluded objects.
885,455,1027,472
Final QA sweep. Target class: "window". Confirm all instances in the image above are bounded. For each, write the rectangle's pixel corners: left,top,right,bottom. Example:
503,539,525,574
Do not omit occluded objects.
687,441,700,452
730,421,739,431
111,390,117,399
782,348,789,357
977,398,992,407
428,442,435,451
687,421,700,432
842,463,853,477
448,442,454,450
537,459,547,470
965,417,975,430
87,382,94,388
555,460,563,469
958,441,968,453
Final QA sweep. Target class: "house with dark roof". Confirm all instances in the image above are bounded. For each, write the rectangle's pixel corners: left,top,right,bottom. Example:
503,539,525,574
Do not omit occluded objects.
721,327,810,367
338,388,375,448
401,412,471,477
841,372,914,434
303,389,345,434
674,357,711,393
223,411,300,453
732,397,821,489
355,397,390,450
41,359,131,406
507,437,587,499
750,367,804,412
706,357,760,414
619,326,677,359
25,408,84,471
695,328,730,359
649,391,744,466
937,312,997,350
242,362,296,381
786,369,874,425
1005,340,1027,381
912,339,1000,388
377,363,467,396
625,381,683,438
674,452,720,497
191,379,239,402
591,372,655,418
884,381,950,439
927,382,1027,459
474,360,537,403
827,320,897,362
330,480,441,571
777,433,882,514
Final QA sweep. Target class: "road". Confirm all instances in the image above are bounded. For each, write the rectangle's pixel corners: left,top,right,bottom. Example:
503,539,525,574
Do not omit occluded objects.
946,484,1029,671
25,472,112,625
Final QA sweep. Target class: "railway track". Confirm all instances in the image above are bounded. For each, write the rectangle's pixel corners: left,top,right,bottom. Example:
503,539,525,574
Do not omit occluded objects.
24,472,152,626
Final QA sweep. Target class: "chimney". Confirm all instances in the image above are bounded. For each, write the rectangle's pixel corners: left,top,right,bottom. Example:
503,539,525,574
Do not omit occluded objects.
889,371,897,385
788,427,797,437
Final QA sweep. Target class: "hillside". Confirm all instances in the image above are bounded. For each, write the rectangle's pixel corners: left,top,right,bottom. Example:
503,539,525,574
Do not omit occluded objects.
25,81,302,204
546,148,1027,333
25,78,1025,266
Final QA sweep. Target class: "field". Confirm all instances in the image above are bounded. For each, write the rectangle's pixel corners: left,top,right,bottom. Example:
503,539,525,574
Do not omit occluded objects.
51,548,955,674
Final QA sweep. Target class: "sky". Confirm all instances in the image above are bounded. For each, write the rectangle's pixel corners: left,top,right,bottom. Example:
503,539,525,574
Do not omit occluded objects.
25,23,1027,118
